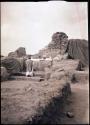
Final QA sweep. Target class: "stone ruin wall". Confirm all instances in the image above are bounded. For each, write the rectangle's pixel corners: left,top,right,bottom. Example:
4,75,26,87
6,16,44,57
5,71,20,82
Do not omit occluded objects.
38,48,61,58
33,32,68,58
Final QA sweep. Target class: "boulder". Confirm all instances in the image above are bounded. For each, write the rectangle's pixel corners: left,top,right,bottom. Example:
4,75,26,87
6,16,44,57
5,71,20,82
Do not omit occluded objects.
1,67,9,81
15,47,26,57
1,57,21,74
66,112,74,118
52,32,68,42
8,47,26,58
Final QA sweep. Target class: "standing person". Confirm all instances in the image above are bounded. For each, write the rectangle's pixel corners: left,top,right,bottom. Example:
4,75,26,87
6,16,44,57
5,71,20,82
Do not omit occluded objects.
25,55,33,77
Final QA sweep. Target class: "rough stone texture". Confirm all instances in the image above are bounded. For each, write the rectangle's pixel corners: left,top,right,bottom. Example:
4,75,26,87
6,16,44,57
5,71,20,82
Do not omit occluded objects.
33,33,88,69
50,71,66,80
67,39,89,67
34,32,68,58
50,60,80,80
38,48,60,58
1,57,21,74
52,59,80,72
8,47,26,58
1,79,71,124
16,57,26,71
1,67,9,81
15,47,26,57
48,32,68,50
32,60,52,71
8,52,18,58
53,54,64,62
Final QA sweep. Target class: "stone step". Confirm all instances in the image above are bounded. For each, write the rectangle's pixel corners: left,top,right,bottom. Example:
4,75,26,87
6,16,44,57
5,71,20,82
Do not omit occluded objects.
9,76,45,82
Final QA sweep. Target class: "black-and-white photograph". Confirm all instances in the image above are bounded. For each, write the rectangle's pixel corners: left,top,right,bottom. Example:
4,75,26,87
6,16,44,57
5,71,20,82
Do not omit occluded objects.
1,1,89,124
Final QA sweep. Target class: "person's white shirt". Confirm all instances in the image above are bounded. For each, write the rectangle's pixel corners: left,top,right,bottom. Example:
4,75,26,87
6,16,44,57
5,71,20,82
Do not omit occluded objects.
26,58,34,77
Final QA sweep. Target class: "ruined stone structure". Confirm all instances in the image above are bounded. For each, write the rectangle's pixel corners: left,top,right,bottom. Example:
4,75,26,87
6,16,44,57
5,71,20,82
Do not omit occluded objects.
34,32,88,68
8,47,26,58
35,32,68,58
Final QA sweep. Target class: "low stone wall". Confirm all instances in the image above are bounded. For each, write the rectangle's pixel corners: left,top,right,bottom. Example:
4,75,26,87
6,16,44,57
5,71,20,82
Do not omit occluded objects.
32,60,52,71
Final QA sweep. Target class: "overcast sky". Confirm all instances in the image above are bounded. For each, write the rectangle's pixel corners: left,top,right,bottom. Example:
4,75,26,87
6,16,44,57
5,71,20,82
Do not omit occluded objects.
1,1,88,56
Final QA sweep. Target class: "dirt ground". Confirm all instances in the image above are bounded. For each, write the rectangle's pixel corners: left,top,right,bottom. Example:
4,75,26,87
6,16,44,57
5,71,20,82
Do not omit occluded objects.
1,70,89,124
59,82,89,124
1,78,70,124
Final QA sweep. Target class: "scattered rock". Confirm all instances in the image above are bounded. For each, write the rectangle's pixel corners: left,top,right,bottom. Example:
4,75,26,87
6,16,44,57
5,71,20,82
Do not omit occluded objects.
27,87,33,92
39,78,45,82
66,112,74,118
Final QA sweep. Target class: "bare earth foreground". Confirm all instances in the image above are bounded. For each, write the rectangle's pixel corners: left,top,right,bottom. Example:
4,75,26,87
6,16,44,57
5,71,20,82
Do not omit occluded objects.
1,76,89,124
1,78,71,124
